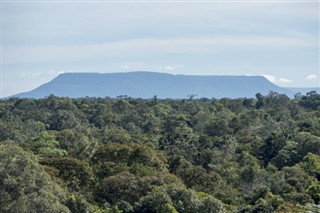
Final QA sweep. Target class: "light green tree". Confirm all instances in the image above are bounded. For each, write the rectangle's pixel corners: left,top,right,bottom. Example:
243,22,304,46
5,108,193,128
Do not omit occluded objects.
31,131,67,156
0,144,70,213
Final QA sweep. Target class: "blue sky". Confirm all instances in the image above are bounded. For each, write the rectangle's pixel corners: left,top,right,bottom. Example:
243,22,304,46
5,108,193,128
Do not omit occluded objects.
1,0,319,97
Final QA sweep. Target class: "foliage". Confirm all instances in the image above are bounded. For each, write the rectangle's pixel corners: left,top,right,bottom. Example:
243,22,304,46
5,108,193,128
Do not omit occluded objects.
0,91,319,212
31,131,68,157
0,144,70,213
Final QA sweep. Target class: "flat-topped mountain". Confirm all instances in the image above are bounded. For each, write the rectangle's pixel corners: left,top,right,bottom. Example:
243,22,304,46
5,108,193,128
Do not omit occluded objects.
15,72,294,99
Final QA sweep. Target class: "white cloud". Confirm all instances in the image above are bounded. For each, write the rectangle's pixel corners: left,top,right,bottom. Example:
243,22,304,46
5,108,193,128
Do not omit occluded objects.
278,78,292,83
262,74,292,84
262,74,277,83
306,74,318,80
164,66,175,71
164,65,185,71
121,65,131,70
119,63,185,73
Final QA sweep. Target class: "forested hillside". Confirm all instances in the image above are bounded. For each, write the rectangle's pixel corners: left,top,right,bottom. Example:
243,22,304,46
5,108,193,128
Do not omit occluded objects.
1,91,320,213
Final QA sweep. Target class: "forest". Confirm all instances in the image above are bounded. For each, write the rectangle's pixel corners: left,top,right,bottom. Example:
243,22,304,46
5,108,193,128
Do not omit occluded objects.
1,91,320,213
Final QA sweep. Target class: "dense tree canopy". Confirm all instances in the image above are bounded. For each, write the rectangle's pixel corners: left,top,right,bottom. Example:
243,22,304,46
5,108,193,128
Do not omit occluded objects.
0,91,320,212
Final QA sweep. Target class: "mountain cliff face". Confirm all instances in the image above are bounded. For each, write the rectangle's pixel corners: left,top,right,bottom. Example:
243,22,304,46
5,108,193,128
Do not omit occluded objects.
15,72,294,99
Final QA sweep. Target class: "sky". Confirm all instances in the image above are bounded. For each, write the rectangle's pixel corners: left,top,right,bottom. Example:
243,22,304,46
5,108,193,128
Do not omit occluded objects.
1,0,319,97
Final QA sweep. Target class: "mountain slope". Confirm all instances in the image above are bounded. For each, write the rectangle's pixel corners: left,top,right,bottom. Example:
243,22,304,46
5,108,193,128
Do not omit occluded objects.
286,87,320,95
15,72,294,99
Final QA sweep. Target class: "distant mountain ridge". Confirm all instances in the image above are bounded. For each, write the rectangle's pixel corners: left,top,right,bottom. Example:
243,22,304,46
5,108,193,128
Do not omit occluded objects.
285,87,320,95
15,71,296,99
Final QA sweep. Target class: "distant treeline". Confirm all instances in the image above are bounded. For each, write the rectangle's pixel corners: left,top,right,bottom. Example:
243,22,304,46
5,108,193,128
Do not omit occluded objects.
1,91,320,213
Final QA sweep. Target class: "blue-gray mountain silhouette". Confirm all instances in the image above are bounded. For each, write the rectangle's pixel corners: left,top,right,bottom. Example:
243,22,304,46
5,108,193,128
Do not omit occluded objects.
285,87,320,95
15,72,295,99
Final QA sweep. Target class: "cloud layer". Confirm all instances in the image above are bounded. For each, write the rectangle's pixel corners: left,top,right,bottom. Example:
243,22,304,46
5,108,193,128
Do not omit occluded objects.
306,74,318,80
262,74,292,84
4,35,317,64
